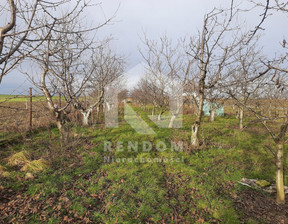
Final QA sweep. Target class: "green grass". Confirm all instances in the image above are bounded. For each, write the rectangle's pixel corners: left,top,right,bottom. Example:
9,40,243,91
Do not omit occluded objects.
0,105,286,223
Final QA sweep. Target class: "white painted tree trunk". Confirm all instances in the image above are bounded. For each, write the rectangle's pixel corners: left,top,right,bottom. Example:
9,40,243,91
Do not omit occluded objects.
106,102,111,112
191,91,204,147
169,114,176,128
276,143,285,204
191,122,200,147
239,108,244,130
157,112,162,121
210,109,215,122
81,110,92,126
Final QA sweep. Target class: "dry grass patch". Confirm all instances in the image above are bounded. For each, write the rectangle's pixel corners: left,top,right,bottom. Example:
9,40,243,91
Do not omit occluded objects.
0,164,10,177
6,151,30,167
20,159,49,173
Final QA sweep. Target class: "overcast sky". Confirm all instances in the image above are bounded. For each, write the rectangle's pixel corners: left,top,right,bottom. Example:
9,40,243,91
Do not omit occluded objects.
0,0,287,94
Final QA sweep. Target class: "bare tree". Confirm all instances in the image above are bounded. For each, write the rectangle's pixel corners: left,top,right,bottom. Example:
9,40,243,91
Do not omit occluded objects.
248,0,288,42
0,0,111,83
231,74,288,204
187,8,241,147
118,89,128,103
226,38,267,129
34,37,93,144
73,46,125,126
24,2,113,145
248,0,288,74
229,1,288,203
140,35,191,125
131,78,154,111
132,73,169,121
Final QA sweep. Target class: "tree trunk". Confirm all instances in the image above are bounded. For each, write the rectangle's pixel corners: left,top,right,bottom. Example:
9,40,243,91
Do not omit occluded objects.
191,93,204,147
96,104,100,123
157,112,162,121
56,120,70,145
191,122,200,147
276,143,285,204
106,102,111,112
152,105,155,116
169,114,176,128
239,108,244,130
81,109,92,126
190,19,207,148
210,108,215,122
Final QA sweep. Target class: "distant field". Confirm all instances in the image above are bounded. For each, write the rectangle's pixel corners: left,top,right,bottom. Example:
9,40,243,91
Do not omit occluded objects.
0,94,47,102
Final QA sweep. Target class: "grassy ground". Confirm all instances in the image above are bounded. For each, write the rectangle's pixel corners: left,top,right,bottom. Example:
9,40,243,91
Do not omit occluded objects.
0,106,287,223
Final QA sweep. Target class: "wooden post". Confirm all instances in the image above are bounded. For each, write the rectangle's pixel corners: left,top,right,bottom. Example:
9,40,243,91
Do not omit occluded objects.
58,92,61,108
29,88,32,130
